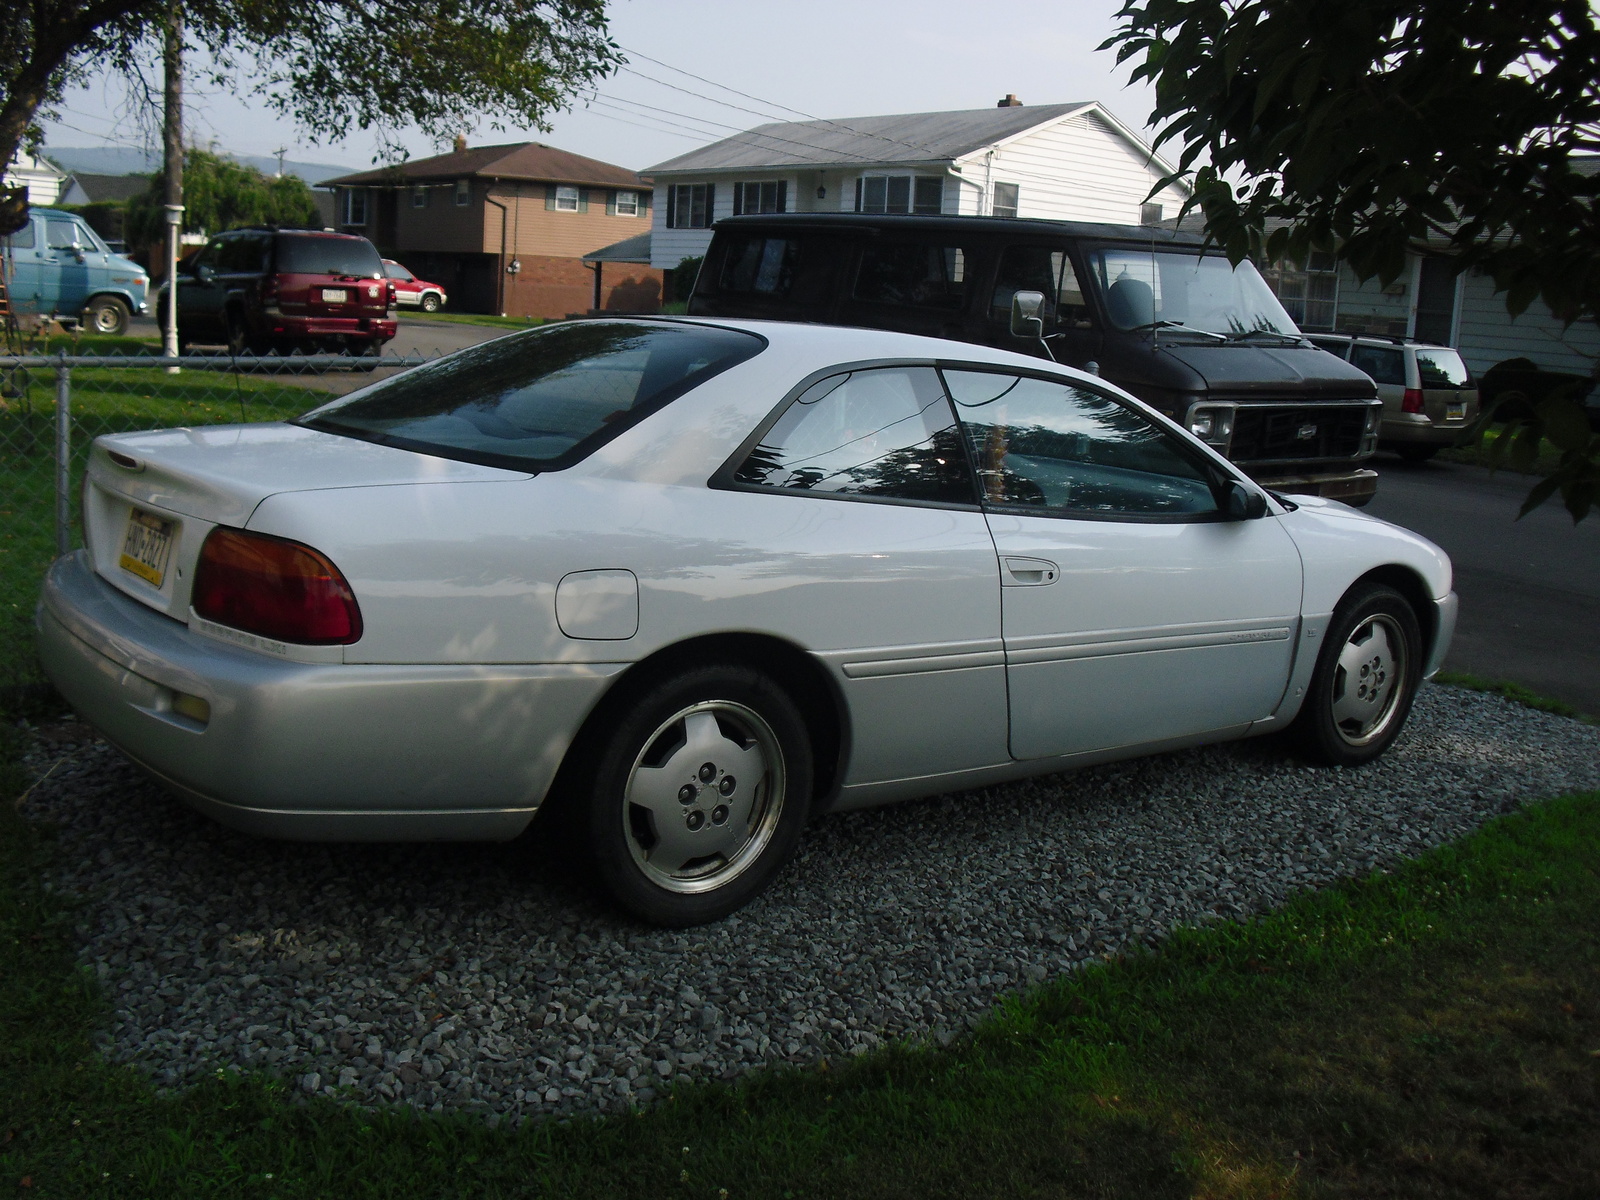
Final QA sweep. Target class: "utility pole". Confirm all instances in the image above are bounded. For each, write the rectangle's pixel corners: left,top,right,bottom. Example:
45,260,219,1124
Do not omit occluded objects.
162,0,184,368
273,146,288,177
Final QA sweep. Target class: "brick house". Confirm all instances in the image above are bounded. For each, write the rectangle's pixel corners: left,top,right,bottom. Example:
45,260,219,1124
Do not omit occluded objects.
319,139,661,318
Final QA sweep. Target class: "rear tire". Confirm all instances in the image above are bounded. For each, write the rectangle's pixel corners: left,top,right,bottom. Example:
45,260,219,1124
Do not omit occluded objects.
1290,584,1422,767
224,310,250,356
419,292,442,313
585,664,813,927
83,295,130,336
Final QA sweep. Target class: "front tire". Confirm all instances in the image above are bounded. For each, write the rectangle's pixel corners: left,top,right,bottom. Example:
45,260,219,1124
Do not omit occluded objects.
419,291,442,313
1291,584,1422,766
83,295,130,335
586,664,813,926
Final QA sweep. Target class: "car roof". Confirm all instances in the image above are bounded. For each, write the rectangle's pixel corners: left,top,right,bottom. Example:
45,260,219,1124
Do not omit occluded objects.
714,211,1212,247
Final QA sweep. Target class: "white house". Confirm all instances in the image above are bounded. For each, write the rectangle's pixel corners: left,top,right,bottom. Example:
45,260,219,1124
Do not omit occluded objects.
644,98,1192,271
2,151,71,205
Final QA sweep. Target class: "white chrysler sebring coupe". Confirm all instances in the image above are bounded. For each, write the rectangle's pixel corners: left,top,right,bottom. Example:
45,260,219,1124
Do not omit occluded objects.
38,318,1456,926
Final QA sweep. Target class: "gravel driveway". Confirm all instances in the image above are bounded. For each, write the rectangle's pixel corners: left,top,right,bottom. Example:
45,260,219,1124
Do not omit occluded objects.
19,685,1600,1125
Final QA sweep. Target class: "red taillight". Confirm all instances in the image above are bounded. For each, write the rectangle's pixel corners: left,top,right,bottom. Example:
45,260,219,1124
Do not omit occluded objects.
386,281,396,309
192,528,362,645
1401,387,1426,414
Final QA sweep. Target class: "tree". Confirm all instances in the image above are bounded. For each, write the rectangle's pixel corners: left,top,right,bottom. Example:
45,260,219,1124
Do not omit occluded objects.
0,0,618,181
1104,0,1600,520
123,148,319,247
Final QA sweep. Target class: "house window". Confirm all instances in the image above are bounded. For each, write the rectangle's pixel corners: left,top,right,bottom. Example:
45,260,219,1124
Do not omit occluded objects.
855,175,944,215
343,188,368,226
1262,250,1340,331
1141,202,1164,226
668,183,713,229
992,182,1020,219
732,180,787,215
454,179,470,206
554,185,580,212
412,186,428,209
614,189,639,216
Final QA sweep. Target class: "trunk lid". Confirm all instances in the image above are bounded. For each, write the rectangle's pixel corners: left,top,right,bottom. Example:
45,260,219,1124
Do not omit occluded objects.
85,422,524,620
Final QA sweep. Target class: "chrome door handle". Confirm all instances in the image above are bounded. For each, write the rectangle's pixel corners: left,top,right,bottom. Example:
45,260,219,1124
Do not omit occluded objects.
1002,556,1059,586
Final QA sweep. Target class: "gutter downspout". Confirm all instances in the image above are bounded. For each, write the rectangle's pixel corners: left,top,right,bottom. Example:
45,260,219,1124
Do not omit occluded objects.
984,149,995,217
484,185,508,316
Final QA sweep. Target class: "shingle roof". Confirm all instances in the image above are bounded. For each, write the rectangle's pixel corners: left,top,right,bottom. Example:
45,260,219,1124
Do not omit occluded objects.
582,232,652,264
318,143,647,189
68,173,150,203
645,102,1093,174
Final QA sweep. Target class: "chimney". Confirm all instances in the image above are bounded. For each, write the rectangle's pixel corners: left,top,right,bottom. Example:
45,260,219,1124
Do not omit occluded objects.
997,94,1022,108
454,134,468,153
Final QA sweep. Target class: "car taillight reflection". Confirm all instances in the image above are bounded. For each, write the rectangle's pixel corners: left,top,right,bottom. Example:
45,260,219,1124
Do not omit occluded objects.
192,527,363,644
1401,387,1426,414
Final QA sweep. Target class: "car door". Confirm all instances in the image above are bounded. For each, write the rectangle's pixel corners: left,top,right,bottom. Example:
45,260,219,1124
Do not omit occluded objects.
3,215,44,312
720,364,1009,783
942,367,1303,760
178,238,226,340
984,244,1102,368
43,216,92,314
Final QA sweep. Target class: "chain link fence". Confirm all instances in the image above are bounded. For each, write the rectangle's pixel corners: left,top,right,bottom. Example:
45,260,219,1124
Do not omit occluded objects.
1,351,439,706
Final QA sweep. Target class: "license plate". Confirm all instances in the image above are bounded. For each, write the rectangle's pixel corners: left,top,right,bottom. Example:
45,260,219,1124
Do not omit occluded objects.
320,288,348,303
119,509,174,589
1447,402,1466,421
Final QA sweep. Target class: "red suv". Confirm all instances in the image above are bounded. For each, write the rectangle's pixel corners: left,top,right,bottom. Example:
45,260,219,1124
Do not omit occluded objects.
382,259,448,312
165,228,397,355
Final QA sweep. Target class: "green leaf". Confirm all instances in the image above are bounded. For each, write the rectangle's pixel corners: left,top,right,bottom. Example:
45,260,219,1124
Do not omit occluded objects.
1516,476,1561,519
1535,397,1594,454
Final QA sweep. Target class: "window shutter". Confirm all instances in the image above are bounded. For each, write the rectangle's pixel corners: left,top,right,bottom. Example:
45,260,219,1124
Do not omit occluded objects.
705,183,715,227
666,186,676,227
854,177,863,212
642,189,653,211
777,180,788,213
545,184,557,211
606,190,618,216
731,182,743,217
578,188,590,213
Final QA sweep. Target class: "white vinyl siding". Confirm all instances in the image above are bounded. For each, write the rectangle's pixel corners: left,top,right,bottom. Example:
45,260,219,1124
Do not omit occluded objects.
957,110,1187,224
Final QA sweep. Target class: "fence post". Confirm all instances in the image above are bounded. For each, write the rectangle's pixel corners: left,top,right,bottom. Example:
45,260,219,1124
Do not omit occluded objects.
54,351,71,558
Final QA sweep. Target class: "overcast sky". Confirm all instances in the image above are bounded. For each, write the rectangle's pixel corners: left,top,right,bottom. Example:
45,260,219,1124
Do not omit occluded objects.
42,0,1164,174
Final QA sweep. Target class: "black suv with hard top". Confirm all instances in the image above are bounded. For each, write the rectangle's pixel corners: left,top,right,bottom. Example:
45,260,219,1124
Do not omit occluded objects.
164,228,397,355
690,214,1383,503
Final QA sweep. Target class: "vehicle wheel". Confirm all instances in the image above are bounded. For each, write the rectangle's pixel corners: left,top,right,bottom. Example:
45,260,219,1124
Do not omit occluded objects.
1396,444,1439,463
83,295,130,336
419,291,442,313
1290,584,1422,767
225,311,250,356
585,664,814,926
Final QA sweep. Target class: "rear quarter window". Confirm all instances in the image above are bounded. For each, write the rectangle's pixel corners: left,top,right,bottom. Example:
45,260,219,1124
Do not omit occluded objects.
713,234,835,305
1350,344,1406,386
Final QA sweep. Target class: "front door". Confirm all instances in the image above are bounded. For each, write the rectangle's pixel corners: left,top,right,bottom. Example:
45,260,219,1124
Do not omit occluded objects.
942,367,1303,760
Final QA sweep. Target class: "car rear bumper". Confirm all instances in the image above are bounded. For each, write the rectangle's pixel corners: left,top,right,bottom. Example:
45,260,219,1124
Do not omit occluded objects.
259,315,398,343
1380,416,1474,447
36,551,623,841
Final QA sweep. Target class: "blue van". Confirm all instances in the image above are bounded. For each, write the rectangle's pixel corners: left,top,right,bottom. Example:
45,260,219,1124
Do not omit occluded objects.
1,207,149,334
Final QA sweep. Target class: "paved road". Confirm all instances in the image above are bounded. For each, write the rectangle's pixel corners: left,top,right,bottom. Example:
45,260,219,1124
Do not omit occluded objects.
128,313,518,357
1365,455,1600,716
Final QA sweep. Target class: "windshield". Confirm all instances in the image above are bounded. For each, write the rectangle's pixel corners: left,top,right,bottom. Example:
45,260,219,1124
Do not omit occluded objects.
299,321,765,471
276,235,385,278
1415,347,1472,388
1087,247,1299,337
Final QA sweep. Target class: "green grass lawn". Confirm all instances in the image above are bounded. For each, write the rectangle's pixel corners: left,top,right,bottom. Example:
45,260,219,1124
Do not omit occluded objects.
4,700,1598,1197
403,312,547,331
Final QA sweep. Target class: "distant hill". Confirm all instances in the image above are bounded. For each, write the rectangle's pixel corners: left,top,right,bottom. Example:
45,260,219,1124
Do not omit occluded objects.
42,145,360,185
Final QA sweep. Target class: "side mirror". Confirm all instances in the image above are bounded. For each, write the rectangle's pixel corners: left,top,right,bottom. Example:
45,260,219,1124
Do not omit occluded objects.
1010,290,1047,339
71,244,86,263
1224,479,1269,520
194,262,215,284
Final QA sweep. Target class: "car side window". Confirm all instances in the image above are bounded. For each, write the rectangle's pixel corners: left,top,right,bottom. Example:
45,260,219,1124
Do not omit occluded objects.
853,242,967,311
990,246,1092,329
190,241,222,273
943,369,1219,518
217,235,268,273
1349,344,1405,386
5,219,35,250
46,219,80,251
734,367,978,506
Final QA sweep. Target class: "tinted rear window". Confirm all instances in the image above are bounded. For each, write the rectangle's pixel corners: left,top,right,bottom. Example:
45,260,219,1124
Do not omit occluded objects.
1416,348,1472,388
1350,344,1405,386
854,243,967,311
275,234,384,277
300,321,765,471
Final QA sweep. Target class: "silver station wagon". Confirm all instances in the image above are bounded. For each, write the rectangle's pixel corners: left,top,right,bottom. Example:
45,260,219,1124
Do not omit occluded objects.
38,319,1457,925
